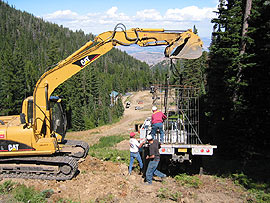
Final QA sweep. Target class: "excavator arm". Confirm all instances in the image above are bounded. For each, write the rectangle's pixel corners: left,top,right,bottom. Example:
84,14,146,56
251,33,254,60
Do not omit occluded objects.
33,24,203,137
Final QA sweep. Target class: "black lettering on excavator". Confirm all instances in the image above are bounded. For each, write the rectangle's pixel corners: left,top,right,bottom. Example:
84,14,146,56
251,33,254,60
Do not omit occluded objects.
0,140,35,152
72,54,100,68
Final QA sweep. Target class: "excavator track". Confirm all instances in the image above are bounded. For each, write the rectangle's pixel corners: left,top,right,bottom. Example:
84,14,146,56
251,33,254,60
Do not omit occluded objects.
62,140,89,159
0,155,78,180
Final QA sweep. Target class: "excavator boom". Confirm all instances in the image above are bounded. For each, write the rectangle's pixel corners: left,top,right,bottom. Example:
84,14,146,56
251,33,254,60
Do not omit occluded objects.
33,24,203,137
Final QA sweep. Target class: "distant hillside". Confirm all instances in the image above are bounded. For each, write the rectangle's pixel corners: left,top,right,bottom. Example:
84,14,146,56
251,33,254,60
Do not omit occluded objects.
117,46,166,65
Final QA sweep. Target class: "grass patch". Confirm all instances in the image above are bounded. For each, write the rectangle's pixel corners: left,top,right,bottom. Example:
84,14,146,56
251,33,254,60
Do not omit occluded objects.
174,173,202,188
0,180,49,203
13,184,47,203
0,180,16,194
202,156,270,203
157,187,182,201
91,135,125,149
89,135,130,165
231,173,270,203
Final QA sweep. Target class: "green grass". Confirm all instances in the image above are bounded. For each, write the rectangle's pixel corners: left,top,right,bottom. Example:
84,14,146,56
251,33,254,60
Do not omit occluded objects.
0,181,49,203
202,156,270,203
231,173,270,203
91,135,125,149
13,184,47,203
89,135,130,165
174,173,202,188
0,180,15,195
157,187,182,201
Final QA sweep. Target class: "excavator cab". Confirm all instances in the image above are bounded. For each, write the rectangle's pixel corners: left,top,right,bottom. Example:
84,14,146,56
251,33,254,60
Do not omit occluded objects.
22,96,67,142
50,96,67,143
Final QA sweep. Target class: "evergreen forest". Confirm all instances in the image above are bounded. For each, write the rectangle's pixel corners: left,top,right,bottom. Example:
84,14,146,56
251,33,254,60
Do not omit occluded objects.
1,0,270,184
152,0,270,183
206,0,270,172
0,1,165,130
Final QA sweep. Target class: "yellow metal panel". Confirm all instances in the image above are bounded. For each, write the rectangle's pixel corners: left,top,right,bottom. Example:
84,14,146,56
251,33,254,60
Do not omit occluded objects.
6,125,33,146
33,138,57,152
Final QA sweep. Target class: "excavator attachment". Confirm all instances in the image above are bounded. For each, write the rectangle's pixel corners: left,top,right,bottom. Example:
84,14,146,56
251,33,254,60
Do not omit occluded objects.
96,24,203,61
164,29,203,59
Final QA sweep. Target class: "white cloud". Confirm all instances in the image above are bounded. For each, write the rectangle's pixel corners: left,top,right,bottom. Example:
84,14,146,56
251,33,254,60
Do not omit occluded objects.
43,6,217,39
165,6,216,21
135,9,162,21
45,10,78,21
106,6,118,17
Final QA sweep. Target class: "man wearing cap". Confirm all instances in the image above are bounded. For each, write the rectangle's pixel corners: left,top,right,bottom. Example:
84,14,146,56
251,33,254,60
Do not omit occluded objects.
151,106,167,143
145,134,166,185
129,132,145,175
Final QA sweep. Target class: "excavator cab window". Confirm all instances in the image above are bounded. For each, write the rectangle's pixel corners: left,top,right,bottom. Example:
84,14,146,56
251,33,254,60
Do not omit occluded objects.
20,113,26,124
27,99,33,124
50,97,67,139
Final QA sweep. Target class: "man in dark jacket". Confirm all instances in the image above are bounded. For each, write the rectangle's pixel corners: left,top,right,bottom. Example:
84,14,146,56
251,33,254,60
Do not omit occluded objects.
145,134,166,185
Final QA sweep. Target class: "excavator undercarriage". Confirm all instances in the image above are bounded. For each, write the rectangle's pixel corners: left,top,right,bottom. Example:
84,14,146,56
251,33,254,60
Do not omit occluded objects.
0,155,78,180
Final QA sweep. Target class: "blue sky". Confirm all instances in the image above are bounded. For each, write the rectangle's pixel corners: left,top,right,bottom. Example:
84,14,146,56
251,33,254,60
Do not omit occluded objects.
6,0,218,40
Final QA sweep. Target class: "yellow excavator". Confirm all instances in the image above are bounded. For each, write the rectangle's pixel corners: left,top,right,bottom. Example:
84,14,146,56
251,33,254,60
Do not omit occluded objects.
0,23,203,180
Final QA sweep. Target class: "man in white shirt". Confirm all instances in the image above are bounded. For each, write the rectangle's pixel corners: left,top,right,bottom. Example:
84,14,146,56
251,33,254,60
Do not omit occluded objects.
129,132,145,175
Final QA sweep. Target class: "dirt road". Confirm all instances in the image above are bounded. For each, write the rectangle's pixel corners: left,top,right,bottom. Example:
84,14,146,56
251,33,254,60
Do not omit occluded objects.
66,90,153,146
0,91,250,202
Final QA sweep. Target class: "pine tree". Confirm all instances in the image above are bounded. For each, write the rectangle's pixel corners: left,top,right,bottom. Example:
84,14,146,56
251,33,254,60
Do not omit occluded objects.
239,0,270,159
206,0,243,159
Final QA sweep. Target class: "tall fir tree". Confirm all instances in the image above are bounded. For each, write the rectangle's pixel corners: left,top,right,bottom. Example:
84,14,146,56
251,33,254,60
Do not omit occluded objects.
206,0,244,159
206,0,270,164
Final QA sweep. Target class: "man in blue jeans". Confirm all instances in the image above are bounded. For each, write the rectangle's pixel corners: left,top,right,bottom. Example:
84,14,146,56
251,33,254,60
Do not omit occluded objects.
151,106,167,143
129,132,145,175
145,134,166,185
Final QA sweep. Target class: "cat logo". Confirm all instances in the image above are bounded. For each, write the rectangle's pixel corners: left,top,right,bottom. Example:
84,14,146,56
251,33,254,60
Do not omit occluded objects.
8,144,19,151
72,54,100,68
80,56,90,66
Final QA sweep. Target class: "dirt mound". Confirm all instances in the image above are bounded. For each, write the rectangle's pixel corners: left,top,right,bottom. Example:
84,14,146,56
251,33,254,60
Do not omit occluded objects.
2,155,249,202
